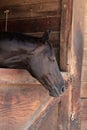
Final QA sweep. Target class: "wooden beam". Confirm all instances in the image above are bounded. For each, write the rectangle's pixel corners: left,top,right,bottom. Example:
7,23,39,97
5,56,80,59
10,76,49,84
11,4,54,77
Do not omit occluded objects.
0,2,60,20
0,17,60,33
60,0,73,71
69,0,84,129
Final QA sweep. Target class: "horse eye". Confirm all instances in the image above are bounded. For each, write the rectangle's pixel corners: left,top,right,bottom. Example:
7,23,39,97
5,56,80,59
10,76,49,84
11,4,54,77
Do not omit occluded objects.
49,56,55,62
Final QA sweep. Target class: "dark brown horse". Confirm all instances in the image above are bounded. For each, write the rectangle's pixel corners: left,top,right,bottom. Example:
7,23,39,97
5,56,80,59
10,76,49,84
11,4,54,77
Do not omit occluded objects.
0,30,65,97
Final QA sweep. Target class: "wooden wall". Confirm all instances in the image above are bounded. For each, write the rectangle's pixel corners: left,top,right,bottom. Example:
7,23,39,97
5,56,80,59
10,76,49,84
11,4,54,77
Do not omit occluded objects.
71,0,87,130
81,1,87,130
0,0,61,65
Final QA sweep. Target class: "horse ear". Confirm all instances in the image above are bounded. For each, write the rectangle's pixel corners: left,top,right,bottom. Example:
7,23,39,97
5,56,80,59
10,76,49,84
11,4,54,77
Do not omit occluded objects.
41,30,51,44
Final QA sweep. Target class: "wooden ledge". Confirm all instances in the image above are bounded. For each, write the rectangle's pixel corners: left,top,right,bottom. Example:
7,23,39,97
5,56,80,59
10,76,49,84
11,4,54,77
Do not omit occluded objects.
0,68,69,84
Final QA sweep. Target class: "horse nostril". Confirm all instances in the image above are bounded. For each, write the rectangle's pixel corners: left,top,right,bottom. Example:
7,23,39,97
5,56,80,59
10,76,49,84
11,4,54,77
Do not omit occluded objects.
61,85,65,92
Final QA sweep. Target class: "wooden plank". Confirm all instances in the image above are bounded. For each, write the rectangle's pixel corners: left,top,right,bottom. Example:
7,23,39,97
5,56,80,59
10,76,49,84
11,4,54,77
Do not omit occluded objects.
0,68,39,84
82,49,87,65
81,114,87,130
29,103,59,130
81,82,87,98
0,2,60,20
58,88,70,130
0,83,61,130
84,16,87,34
81,66,87,82
60,0,73,71
69,0,85,129
0,17,60,33
0,68,67,86
84,34,87,48
0,84,49,130
80,100,87,114
0,0,60,7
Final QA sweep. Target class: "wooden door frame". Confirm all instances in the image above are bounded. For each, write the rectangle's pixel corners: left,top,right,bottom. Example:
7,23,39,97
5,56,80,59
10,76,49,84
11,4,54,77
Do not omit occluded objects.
59,0,83,130
60,0,73,72
58,0,73,130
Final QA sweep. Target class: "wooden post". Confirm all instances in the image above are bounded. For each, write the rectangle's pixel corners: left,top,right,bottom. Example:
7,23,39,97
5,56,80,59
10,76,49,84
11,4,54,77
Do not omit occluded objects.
69,0,84,129
60,0,73,71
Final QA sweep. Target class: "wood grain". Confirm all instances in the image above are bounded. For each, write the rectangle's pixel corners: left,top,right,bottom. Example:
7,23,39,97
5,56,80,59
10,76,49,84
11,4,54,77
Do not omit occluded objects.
82,49,87,65
81,114,87,130
0,0,60,7
80,99,87,114
0,17,60,33
60,0,72,71
0,2,60,20
81,82,87,98
84,34,87,48
29,99,60,130
81,66,87,82
70,0,84,130
0,84,49,130
0,69,39,85
84,16,87,34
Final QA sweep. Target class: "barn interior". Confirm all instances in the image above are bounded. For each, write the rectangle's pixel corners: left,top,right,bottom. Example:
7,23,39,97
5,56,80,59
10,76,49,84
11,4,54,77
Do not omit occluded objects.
0,0,87,130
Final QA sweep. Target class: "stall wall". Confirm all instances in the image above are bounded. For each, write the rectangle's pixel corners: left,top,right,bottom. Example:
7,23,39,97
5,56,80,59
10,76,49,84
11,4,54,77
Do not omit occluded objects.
81,1,87,130
70,0,87,130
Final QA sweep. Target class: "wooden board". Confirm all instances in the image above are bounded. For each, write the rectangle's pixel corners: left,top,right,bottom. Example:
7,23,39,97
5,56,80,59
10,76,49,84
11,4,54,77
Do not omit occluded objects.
0,0,60,7
84,34,87,48
0,2,60,20
29,102,59,130
0,17,60,33
82,49,87,65
81,66,87,82
60,0,73,71
69,0,85,130
81,100,87,114
0,83,61,130
0,69,39,84
84,16,87,34
0,84,47,130
81,83,87,98
81,114,87,130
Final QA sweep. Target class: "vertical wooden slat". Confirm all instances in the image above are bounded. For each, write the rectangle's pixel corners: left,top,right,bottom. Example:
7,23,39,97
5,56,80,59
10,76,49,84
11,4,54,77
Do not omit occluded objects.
60,0,72,71
69,0,85,129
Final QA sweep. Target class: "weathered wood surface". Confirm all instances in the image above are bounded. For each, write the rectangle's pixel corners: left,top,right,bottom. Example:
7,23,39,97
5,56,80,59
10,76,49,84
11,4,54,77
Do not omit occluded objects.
84,16,87,34
29,98,60,130
81,83,87,98
0,17,60,33
80,100,87,130
0,83,60,130
0,0,60,7
81,66,87,82
80,2,87,129
82,49,87,65
81,114,87,130
0,69,67,85
0,84,47,130
84,34,87,48
81,100,87,113
69,0,85,130
60,0,73,71
0,69,39,84
58,88,70,130
0,2,60,20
